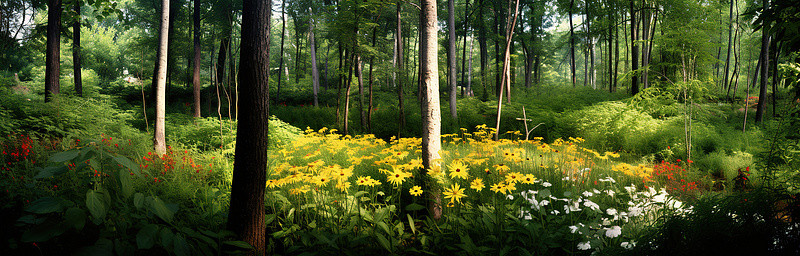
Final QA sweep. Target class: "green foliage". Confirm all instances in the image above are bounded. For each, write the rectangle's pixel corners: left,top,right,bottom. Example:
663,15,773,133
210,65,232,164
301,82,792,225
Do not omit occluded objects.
567,101,662,152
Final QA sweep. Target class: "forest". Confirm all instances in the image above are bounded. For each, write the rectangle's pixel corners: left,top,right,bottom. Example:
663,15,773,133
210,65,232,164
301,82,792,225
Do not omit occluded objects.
1,0,800,254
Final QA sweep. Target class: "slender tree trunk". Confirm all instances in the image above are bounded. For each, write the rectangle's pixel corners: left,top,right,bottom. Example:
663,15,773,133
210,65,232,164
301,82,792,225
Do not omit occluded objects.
419,0,442,220
494,0,519,140
754,0,770,123
397,1,405,137
192,0,201,117
277,0,286,102
478,0,488,100
771,40,779,117
73,1,82,97
45,0,62,102
448,0,457,119
569,0,576,87
723,0,734,93
368,27,376,132
153,0,170,155
468,33,474,94
630,0,639,95
294,20,302,84
357,55,366,131
310,12,319,107
228,0,270,253
166,0,177,89
460,0,470,96
641,2,649,89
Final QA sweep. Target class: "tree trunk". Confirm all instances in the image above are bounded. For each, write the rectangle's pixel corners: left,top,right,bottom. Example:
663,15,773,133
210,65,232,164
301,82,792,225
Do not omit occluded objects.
227,0,270,253
192,0,201,118
630,0,639,95
723,0,734,93
448,0,457,119
419,0,442,220
310,12,319,107
755,33,769,123
277,0,286,102
153,0,170,155
357,55,366,131
73,0,82,97
460,0,470,96
478,0,488,100
569,0,576,87
368,27,376,132
494,0,519,141
45,0,62,102
397,1,405,137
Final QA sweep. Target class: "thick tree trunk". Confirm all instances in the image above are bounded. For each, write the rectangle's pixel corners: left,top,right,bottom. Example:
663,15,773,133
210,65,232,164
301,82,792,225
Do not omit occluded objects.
448,0,457,119
73,1,82,97
310,14,319,107
227,0,270,253
419,0,442,220
45,0,62,102
153,0,170,155
192,0,201,117
630,0,639,95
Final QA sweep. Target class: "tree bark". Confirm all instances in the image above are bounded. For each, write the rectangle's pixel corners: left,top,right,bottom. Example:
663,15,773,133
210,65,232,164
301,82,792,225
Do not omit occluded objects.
153,0,170,155
310,12,319,107
569,0,576,87
478,0,488,100
419,0,442,220
754,34,769,123
460,0,470,96
448,0,457,119
722,0,734,93
630,0,639,95
397,1,405,137
228,0,270,253
277,0,286,102
45,0,62,102
73,0,82,97
494,0,519,140
192,0,201,118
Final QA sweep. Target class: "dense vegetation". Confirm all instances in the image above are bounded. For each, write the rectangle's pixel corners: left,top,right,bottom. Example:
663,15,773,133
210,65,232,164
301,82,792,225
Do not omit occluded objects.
2,0,800,255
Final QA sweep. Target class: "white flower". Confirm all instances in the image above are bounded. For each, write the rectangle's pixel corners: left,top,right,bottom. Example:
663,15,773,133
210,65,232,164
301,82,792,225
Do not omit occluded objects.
606,208,618,215
602,218,611,226
621,241,636,249
562,177,571,181
624,185,636,194
628,206,642,217
599,176,616,183
604,189,616,197
569,225,579,234
566,201,582,213
540,200,550,206
542,182,552,187
582,191,594,197
523,213,532,220
577,241,591,250
507,195,514,200
592,189,601,194
550,210,560,215
605,226,622,238
583,200,600,211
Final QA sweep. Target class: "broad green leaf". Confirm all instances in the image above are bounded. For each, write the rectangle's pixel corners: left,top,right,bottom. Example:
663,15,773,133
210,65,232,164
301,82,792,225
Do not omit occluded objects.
86,190,107,220
118,169,133,199
63,207,86,230
34,166,69,179
375,233,392,252
133,193,144,209
377,221,392,235
112,155,141,177
160,228,174,247
404,203,425,212
26,197,63,214
49,149,80,162
147,196,174,223
223,240,254,249
136,224,159,249
407,214,416,234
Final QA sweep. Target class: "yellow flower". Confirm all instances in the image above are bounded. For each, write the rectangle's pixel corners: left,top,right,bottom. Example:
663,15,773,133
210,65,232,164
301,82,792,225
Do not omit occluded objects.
443,183,467,204
267,179,279,188
448,161,470,179
290,185,311,195
387,169,411,186
311,175,331,187
494,163,510,174
505,172,524,184
490,182,506,193
409,186,423,196
503,181,517,194
470,178,485,192
521,174,537,184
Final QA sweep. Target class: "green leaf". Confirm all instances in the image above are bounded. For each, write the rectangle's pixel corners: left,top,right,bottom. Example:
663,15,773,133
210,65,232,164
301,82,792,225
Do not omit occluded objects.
112,154,141,177
405,203,425,211
49,149,80,162
34,166,69,179
26,197,63,214
21,222,67,242
173,234,191,256
63,207,86,231
377,221,392,235
74,238,114,256
136,224,159,249
160,228,174,247
223,240,254,250
118,169,133,199
147,196,175,223
133,193,144,209
375,233,392,252
86,190,107,220
407,214,416,234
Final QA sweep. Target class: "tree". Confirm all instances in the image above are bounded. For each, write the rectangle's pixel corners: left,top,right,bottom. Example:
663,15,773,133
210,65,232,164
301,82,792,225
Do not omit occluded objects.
419,0,442,220
629,0,639,95
153,0,170,155
309,9,319,107
754,0,770,123
447,0,457,119
45,0,62,102
396,1,405,137
73,0,82,97
192,0,201,117
227,0,270,253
